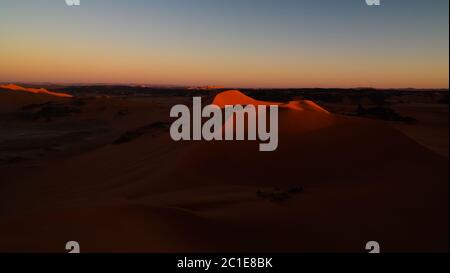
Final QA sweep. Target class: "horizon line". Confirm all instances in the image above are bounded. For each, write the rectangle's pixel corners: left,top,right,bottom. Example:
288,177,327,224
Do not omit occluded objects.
1,81,449,91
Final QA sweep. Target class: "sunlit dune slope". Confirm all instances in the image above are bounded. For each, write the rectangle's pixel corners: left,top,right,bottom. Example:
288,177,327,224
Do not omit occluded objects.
212,89,330,113
281,100,330,114
0,84,72,98
212,90,280,108
0,85,72,113
214,90,334,137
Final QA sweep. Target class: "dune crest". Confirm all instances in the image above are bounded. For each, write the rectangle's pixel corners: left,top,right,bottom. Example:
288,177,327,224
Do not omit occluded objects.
212,90,280,108
0,84,73,98
212,90,329,114
281,100,330,114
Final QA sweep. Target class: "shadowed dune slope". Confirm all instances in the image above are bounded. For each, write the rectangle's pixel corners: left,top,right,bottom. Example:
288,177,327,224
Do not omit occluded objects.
0,90,447,252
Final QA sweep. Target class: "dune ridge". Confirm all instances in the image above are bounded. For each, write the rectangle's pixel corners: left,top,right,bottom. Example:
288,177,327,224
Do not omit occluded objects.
212,90,280,108
0,84,73,98
212,90,330,115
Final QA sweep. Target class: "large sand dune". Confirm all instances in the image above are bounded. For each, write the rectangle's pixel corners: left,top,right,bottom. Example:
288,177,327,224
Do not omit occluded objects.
0,90,447,252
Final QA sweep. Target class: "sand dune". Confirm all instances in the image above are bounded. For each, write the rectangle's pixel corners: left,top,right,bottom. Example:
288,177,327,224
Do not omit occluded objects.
0,84,73,98
281,100,330,114
212,89,330,114
0,90,447,252
0,91,70,114
212,90,280,108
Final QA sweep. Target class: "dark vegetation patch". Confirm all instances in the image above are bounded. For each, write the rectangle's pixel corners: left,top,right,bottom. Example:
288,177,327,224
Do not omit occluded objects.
113,122,171,145
240,89,449,106
116,109,129,117
18,101,82,122
55,86,448,108
438,94,449,104
352,104,417,124
256,186,304,202
71,98,87,107
0,156,30,165
53,85,449,104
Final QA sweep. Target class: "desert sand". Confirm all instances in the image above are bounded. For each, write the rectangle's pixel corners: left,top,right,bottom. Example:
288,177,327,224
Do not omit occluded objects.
0,86,448,252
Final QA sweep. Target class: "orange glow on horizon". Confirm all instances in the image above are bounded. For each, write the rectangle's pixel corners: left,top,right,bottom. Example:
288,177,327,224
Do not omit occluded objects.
0,35,448,89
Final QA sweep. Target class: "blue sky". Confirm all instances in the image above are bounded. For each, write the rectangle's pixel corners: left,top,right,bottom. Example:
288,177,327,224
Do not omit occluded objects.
0,0,448,88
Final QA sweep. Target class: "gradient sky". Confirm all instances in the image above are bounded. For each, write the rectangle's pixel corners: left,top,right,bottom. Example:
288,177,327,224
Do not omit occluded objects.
0,0,448,88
